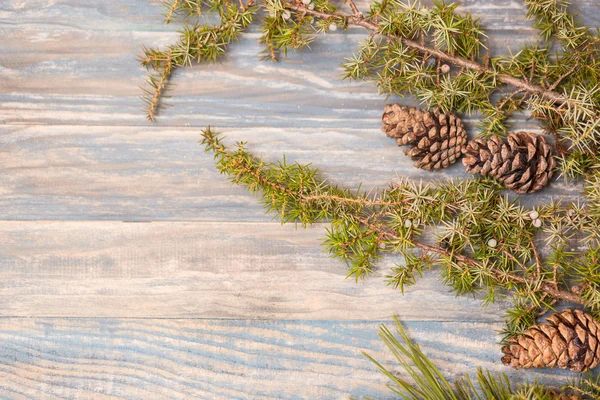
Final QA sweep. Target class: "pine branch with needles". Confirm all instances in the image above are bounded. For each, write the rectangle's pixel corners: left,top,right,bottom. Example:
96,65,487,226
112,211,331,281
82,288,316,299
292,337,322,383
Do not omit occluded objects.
143,0,600,179
137,0,600,383
367,315,600,399
201,127,600,341
140,0,256,120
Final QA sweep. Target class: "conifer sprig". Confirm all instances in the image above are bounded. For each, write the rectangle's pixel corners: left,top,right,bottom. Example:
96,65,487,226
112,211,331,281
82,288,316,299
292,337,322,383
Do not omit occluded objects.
145,0,600,179
140,0,256,120
295,0,598,171
201,128,600,339
367,315,600,399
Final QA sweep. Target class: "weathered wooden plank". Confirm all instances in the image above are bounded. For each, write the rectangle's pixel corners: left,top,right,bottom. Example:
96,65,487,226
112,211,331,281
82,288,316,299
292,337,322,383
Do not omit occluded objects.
0,124,579,222
0,220,513,319
1,0,579,32
0,0,596,33
0,30,525,128
0,1,595,396
0,318,571,399
1,0,597,128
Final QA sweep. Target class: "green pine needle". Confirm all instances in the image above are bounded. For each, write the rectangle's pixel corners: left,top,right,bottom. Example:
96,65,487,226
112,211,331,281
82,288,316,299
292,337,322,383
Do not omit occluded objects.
201,128,600,339
366,316,598,399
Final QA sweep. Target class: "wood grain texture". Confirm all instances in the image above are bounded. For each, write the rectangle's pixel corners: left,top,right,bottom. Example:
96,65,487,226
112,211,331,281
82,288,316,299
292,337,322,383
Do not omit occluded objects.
0,220,511,319
0,0,597,128
0,0,561,31
0,318,572,399
0,124,581,222
1,0,597,397
0,30,552,128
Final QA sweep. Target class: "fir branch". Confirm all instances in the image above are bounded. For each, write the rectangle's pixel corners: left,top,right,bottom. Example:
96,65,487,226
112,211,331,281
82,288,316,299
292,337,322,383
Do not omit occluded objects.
361,214,585,306
523,0,594,49
345,0,363,18
203,126,412,210
143,51,173,122
285,1,567,105
564,374,600,398
202,128,599,330
140,0,256,120
284,0,599,172
159,0,206,22
145,0,600,177
162,0,182,23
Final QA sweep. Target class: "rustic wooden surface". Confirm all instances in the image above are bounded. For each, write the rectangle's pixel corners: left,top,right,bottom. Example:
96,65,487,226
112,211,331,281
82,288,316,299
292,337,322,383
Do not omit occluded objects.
0,0,596,398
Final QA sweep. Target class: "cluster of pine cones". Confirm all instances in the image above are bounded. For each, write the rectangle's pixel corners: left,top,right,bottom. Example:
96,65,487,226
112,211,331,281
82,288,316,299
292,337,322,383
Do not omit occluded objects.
381,104,557,194
381,105,600,379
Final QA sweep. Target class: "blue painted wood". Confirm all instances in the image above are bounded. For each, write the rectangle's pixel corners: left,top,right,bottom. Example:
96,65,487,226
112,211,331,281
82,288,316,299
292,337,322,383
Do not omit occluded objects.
0,220,512,320
0,0,597,397
0,319,572,398
0,30,527,129
0,0,597,129
0,125,580,221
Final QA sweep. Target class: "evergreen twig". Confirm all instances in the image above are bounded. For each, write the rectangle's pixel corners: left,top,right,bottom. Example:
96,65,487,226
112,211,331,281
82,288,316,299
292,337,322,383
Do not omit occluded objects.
144,0,600,353
140,0,256,120
366,315,600,399
144,0,600,179
201,127,600,339
287,1,566,103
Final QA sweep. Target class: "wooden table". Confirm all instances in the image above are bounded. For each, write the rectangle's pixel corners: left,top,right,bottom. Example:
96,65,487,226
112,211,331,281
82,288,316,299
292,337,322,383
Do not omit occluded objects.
1,0,595,398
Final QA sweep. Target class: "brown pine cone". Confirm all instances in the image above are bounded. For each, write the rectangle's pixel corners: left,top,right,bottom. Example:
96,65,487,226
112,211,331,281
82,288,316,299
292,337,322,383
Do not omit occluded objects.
501,309,600,372
381,104,467,170
547,390,582,400
462,132,556,194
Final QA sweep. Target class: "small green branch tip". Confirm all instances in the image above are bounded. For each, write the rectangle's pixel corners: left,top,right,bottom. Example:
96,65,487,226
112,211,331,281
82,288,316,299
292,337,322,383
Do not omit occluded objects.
366,315,600,399
201,126,226,155
141,0,257,120
201,131,600,341
146,0,600,179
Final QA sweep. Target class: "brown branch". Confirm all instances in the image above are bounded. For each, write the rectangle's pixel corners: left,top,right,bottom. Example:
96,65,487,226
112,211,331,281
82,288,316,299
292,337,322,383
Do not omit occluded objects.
413,239,585,305
286,2,567,105
345,0,363,17
302,193,410,207
549,62,579,91
501,248,529,272
147,52,173,122
530,239,542,278
216,140,411,208
412,241,477,267
165,0,181,23
268,43,277,61
234,163,411,208
507,274,584,304
357,214,586,305
242,0,255,11
207,132,585,306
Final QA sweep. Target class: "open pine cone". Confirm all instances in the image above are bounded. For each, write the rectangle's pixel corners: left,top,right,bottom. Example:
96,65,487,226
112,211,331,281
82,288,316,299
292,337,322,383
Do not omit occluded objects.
501,309,600,373
381,104,467,170
547,391,582,400
462,132,556,194
546,391,583,400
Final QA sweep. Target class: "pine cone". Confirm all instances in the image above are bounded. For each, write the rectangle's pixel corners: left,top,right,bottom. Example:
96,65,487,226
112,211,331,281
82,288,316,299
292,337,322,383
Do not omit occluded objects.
501,309,600,372
462,132,556,194
547,390,582,400
381,104,467,170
